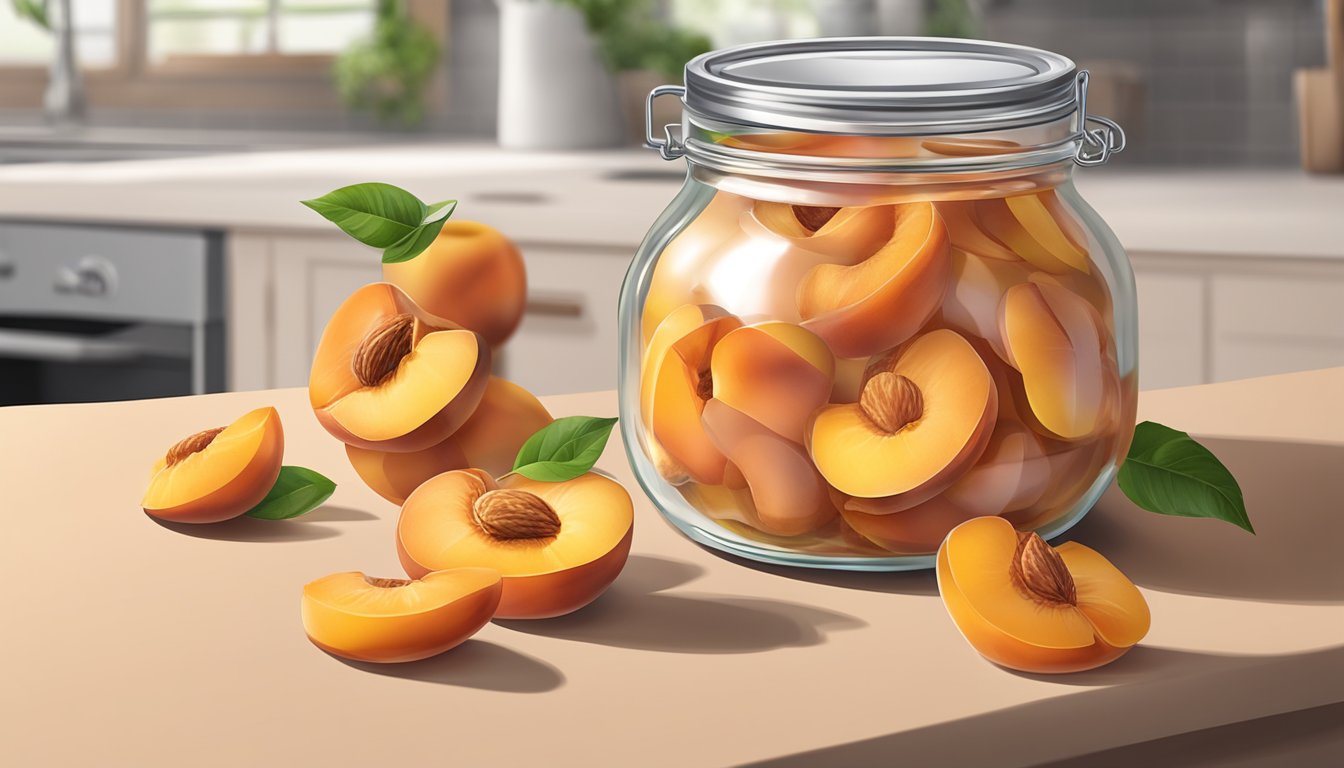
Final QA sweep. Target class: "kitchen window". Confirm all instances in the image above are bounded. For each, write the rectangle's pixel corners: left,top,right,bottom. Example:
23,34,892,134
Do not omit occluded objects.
146,0,377,63
0,0,119,68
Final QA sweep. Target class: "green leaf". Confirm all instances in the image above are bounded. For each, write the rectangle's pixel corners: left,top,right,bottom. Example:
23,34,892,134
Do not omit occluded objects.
381,199,457,264
301,182,426,248
512,416,619,482
12,0,50,29
1117,421,1253,533
244,466,337,520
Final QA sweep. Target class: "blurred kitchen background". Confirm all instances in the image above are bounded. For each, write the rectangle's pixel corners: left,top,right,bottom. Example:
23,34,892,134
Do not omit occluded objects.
0,0,1341,406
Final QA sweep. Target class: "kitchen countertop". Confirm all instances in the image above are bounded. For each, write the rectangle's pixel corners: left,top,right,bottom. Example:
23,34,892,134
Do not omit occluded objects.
1,368,1341,766
1,142,1343,259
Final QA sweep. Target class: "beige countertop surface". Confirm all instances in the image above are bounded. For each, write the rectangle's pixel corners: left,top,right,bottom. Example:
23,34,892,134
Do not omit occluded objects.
1,368,1341,766
1,143,1343,259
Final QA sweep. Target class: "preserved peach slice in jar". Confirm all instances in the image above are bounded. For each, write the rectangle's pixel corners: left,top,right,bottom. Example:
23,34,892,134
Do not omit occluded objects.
701,399,838,536
935,200,1019,261
751,201,895,262
808,328,997,500
640,304,743,484
798,201,951,358
840,496,979,555
937,516,1149,673
999,278,1110,440
709,322,835,443
943,421,1051,517
976,190,1090,274
941,248,1031,358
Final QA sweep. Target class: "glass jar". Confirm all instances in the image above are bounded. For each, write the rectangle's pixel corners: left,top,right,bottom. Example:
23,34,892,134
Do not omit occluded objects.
618,39,1136,570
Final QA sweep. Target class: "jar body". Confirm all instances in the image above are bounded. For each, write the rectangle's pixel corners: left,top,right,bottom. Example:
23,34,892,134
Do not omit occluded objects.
617,161,1137,570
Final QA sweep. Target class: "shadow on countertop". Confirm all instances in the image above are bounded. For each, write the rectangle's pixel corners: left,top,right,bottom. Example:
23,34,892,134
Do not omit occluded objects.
702,547,940,597
334,640,565,693
1062,437,1344,605
148,503,378,542
496,554,867,653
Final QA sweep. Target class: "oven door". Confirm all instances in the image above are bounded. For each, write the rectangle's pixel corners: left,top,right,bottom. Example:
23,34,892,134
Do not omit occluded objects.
0,318,196,406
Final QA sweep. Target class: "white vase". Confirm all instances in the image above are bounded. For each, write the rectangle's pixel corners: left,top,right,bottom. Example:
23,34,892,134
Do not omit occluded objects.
496,0,624,149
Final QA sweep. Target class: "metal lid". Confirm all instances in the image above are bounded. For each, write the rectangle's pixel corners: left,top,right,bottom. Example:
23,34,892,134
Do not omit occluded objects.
683,37,1079,135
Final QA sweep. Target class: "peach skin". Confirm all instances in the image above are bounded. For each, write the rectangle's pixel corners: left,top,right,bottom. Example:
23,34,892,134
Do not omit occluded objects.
808,329,997,501
710,322,835,443
640,303,742,484
346,377,553,504
382,221,527,347
937,516,1149,673
397,470,634,619
301,569,502,663
308,283,490,452
798,201,951,358
999,278,1109,440
142,406,284,524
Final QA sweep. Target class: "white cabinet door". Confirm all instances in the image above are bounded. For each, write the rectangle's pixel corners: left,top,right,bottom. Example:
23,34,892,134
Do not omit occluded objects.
1133,272,1206,390
500,243,631,396
1211,273,1344,382
271,234,382,388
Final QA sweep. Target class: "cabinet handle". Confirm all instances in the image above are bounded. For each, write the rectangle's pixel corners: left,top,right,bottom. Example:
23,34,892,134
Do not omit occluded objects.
525,296,583,318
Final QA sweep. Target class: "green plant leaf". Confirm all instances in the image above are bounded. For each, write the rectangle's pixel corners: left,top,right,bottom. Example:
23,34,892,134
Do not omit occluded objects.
12,0,50,29
244,466,337,520
301,182,426,248
1117,421,1253,533
512,416,619,482
381,199,456,264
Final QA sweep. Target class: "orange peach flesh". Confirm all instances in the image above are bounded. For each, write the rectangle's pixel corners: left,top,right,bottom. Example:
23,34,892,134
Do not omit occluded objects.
710,322,834,443
943,422,1051,517
396,470,634,619
641,304,742,485
382,220,527,347
345,377,553,504
937,517,1149,673
142,406,284,524
301,569,502,663
799,201,951,358
809,329,997,500
1000,279,1109,440
840,496,979,555
976,191,1090,274
309,283,490,452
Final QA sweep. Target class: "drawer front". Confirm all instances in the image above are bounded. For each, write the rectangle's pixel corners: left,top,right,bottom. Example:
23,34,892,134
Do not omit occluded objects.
1212,274,1344,382
501,244,631,395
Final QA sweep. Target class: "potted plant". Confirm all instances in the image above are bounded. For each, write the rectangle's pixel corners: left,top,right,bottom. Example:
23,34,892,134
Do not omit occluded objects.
334,0,440,128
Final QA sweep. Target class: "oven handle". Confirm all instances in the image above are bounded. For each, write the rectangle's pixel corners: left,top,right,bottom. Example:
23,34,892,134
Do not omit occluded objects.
0,328,144,363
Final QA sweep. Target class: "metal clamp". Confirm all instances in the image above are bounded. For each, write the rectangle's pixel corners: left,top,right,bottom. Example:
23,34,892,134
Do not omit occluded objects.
645,84,687,160
1073,71,1126,166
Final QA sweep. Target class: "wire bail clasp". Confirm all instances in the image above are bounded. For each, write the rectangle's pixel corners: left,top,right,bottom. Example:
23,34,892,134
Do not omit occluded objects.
1073,70,1126,166
645,85,687,161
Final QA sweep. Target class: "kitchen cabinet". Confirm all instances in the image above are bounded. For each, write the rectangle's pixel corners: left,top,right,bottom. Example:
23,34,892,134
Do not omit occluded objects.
227,230,633,395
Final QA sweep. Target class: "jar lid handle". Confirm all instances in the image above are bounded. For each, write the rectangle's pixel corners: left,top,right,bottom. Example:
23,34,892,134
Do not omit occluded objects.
1074,71,1127,166
646,85,686,161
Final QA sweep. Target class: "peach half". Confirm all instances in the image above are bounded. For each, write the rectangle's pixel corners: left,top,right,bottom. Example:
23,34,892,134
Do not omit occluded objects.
710,322,834,443
640,303,742,484
346,377,553,504
382,221,527,347
701,399,838,537
937,516,1149,673
301,569,502,663
397,470,634,619
142,406,284,524
976,190,1090,274
309,283,490,453
809,329,997,500
999,279,1109,440
798,201,951,358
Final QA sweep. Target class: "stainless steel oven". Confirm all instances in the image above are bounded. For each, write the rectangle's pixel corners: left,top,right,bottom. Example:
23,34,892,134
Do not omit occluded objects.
0,221,225,406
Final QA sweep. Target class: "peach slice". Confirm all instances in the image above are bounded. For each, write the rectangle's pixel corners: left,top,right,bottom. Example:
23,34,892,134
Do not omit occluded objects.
941,248,1031,356
934,201,1019,261
798,201,951,358
808,329,997,500
937,516,1149,673
346,377,553,504
397,470,634,619
943,422,1051,517
301,569,502,663
710,322,834,443
309,283,490,452
142,407,284,524
999,279,1108,440
976,190,1090,274
840,496,979,555
701,399,838,537
382,221,527,347
640,304,742,484
921,138,1023,157
751,201,895,262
